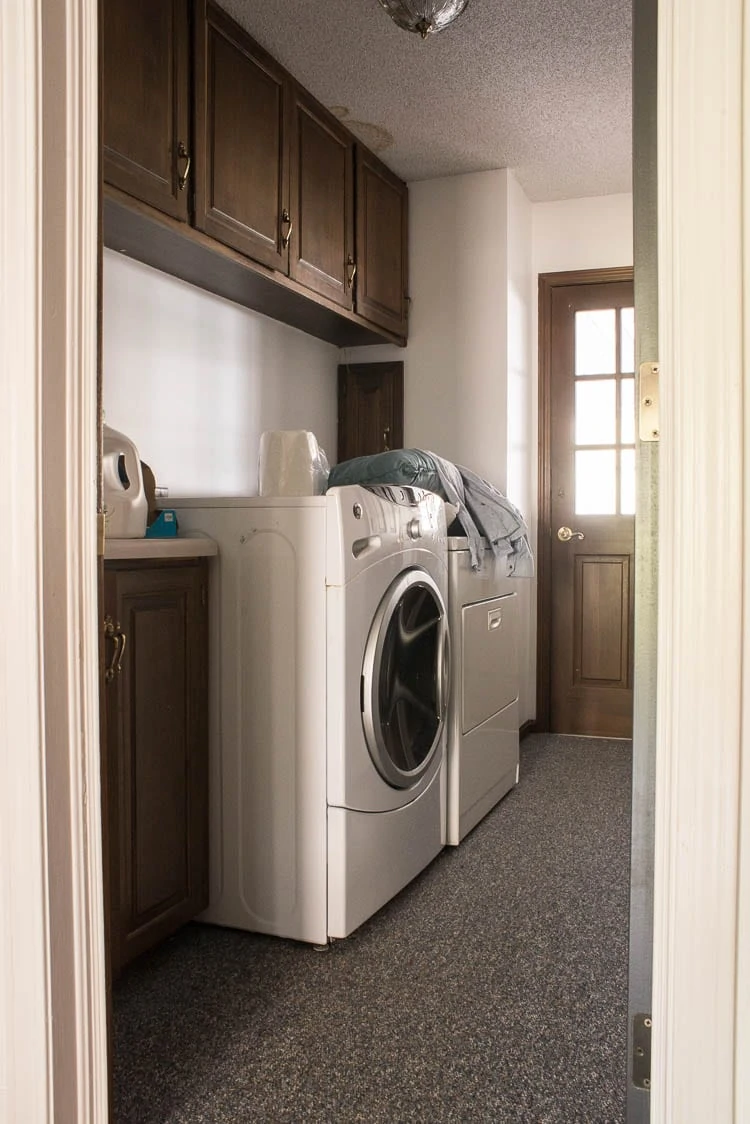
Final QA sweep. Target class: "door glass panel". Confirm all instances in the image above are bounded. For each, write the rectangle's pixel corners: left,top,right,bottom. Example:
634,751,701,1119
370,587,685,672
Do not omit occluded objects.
576,450,617,514
575,309,617,376
621,378,635,443
621,448,636,515
377,584,440,776
576,380,616,445
620,307,635,373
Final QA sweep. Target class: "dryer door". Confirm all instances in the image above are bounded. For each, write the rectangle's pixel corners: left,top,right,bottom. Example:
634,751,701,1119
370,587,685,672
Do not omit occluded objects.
362,568,449,789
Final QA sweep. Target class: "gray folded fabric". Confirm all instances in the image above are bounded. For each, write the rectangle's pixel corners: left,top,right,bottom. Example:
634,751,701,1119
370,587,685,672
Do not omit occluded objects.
427,451,534,575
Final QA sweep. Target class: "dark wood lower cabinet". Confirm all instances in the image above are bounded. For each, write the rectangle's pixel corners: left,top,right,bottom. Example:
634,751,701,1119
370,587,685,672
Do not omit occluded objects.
103,558,209,978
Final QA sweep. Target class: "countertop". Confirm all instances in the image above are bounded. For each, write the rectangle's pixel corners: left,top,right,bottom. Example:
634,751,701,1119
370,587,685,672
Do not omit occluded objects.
104,533,218,560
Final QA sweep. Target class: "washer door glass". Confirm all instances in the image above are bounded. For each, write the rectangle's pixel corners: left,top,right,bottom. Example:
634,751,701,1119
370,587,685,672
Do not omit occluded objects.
362,569,447,789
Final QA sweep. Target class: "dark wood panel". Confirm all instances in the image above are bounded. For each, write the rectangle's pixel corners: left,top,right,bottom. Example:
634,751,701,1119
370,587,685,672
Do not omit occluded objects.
101,0,189,220
104,189,405,347
132,602,189,916
290,87,354,308
194,0,289,270
355,148,408,337
104,559,208,977
576,556,630,684
337,362,404,461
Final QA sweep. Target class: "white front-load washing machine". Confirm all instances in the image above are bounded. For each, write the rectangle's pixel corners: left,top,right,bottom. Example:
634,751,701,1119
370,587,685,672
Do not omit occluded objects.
172,485,449,945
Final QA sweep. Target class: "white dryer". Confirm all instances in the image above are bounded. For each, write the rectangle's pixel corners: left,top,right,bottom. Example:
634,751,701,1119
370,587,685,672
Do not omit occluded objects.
172,485,449,945
445,534,520,845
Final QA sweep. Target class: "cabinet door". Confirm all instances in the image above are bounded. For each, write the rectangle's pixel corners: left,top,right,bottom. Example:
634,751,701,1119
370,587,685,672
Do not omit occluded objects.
194,1,289,270
290,88,354,309
355,148,409,338
104,561,208,977
337,361,404,461
101,0,190,220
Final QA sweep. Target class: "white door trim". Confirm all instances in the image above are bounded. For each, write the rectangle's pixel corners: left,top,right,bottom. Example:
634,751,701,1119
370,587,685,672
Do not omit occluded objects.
653,0,748,1119
1,3,53,1117
0,0,106,1119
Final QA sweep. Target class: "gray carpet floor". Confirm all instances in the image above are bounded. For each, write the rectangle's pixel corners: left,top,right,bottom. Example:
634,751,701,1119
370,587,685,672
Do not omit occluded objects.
113,734,632,1123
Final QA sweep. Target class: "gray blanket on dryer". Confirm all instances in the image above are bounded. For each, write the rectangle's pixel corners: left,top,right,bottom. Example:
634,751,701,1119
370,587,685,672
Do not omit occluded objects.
427,452,534,576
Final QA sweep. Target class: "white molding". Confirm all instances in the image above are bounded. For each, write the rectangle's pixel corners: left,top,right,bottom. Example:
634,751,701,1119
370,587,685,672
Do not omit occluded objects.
737,3,750,1115
653,0,745,1119
1,0,105,1119
0,1,53,1120
39,0,107,1118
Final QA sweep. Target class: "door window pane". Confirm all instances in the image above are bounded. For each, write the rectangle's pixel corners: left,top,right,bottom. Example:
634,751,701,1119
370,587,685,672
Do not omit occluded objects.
576,450,617,514
575,309,617,376
621,379,635,444
621,449,636,515
376,584,441,777
620,307,635,373
576,380,616,445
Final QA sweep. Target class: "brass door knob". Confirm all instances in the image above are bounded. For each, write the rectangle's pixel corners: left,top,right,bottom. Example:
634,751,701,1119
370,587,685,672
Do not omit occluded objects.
557,526,585,542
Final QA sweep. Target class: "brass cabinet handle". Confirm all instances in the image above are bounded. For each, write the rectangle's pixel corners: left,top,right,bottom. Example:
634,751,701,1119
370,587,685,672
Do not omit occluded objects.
104,614,127,683
281,209,293,248
557,526,585,542
346,255,357,289
177,141,191,191
383,425,391,451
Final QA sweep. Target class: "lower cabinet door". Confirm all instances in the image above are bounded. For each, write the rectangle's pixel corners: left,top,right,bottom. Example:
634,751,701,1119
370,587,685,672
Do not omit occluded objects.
104,559,209,978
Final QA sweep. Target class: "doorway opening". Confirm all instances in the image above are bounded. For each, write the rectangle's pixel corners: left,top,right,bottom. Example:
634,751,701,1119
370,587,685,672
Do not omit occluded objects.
536,267,636,738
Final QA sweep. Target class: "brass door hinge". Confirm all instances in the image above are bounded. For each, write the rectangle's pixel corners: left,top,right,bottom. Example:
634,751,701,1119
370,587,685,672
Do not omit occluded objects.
639,361,660,442
97,510,106,557
632,1013,652,1089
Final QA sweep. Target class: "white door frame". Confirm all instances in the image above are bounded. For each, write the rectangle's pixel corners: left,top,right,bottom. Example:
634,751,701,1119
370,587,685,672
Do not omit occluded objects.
0,0,105,1120
2,0,749,1119
652,0,750,1119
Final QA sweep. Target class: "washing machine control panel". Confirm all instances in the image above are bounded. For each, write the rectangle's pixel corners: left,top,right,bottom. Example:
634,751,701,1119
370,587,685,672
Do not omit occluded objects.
364,485,432,507
326,484,447,585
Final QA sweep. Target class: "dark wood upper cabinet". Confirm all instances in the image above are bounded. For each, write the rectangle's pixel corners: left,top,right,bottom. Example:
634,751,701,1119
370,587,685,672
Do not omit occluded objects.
101,0,190,221
290,87,354,310
103,559,209,978
194,1,290,271
355,148,409,338
101,0,409,344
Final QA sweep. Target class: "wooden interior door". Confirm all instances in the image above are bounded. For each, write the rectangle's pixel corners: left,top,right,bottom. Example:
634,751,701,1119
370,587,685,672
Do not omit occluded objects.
337,362,404,462
101,0,190,220
545,275,636,737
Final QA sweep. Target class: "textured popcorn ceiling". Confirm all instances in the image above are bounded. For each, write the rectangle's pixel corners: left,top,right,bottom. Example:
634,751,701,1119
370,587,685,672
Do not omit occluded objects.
219,0,632,202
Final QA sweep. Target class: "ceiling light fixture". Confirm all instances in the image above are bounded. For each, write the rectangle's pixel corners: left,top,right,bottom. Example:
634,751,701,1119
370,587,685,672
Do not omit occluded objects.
377,0,470,39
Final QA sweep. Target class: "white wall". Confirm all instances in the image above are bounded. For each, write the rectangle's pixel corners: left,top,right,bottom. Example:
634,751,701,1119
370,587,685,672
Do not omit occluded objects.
533,193,634,274
343,169,511,489
103,250,338,497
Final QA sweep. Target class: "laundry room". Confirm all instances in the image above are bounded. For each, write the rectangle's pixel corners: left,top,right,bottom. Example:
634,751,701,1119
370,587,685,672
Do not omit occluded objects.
99,0,636,1120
